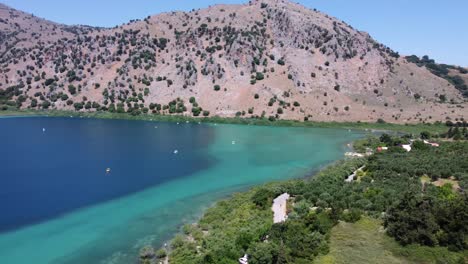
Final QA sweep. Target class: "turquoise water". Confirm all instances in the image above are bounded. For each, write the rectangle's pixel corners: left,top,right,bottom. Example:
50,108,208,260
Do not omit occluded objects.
0,118,363,264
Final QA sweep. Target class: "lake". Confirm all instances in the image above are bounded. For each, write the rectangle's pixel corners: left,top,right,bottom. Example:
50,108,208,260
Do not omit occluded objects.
0,117,364,264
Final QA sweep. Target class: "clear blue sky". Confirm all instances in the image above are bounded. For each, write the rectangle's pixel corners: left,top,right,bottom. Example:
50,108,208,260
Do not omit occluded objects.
2,0,467,66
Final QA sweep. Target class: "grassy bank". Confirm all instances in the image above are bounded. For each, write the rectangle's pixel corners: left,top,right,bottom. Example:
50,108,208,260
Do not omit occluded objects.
0,109,449,135
314,217,467,264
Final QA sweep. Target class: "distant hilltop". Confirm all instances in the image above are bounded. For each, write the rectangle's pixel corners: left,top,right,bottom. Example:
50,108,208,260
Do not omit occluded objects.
0,0,467,123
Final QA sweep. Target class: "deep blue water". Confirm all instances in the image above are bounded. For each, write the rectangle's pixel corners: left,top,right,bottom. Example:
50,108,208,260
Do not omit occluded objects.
0,117,365,264
0,117,215,232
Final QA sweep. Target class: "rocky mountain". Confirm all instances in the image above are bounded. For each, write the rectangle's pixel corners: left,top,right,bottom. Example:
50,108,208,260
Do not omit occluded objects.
0,0,467,123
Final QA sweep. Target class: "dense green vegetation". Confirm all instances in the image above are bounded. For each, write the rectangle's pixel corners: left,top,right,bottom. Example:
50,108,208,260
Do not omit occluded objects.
163,136,467,264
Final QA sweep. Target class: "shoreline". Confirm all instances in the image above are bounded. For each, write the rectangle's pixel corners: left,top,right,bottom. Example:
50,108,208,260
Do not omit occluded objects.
0,109,449,134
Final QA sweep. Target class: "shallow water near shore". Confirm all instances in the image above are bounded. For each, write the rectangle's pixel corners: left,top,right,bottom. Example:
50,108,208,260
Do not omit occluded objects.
0,117,364,264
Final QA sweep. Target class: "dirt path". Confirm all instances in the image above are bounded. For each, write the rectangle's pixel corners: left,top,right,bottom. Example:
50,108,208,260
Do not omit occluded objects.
272,193,290,223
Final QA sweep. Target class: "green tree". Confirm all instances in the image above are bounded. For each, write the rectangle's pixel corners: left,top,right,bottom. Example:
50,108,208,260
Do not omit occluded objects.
385,192,439,246
68,85,77,95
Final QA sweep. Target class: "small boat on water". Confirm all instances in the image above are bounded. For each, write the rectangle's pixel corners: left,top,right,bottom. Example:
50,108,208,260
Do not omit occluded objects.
42,128,46,132
173,150,178,154
106,168,111,174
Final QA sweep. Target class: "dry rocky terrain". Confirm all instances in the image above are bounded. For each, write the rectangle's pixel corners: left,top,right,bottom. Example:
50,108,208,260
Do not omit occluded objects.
1,0,467,123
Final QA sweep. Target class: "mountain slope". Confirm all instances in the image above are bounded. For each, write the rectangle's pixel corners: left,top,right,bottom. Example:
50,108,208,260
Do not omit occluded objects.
1,0,466,123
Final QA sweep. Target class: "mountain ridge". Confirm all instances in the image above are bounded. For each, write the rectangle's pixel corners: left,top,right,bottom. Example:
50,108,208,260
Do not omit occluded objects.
0,0,467,123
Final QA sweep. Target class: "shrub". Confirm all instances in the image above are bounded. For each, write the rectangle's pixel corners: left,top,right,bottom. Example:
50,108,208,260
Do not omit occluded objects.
255,72,264,80
41,100,51,109
252,188,274,209
74,102,84,110
376,118,386,124
156,249,167,259
439,94,447,102
341,208,362,223
214,85,221,91
44,79,55,86
68,85,77,95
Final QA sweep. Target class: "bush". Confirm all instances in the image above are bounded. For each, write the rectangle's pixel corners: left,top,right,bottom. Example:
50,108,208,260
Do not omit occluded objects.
439,94,447,102
252,188,274,209
341,209,362,223
155,249,167,259
214,85,221,91
44,79,55,86
255,72,264,80
139,246,154,261
68,85,77,95
41,100,51,109
376,118,386,124
74,102,84,110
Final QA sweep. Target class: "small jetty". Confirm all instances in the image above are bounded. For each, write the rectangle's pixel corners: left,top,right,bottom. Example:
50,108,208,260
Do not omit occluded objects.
272,193,290,223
